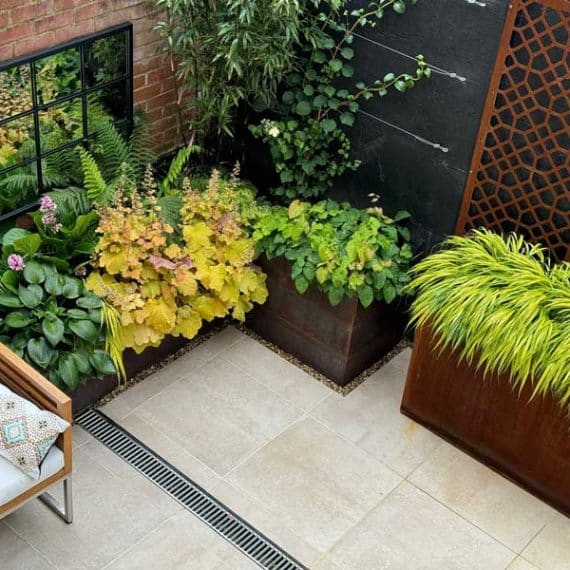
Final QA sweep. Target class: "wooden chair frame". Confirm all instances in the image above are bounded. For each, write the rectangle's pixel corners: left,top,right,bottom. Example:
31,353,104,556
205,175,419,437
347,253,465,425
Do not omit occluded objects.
0,344,73,523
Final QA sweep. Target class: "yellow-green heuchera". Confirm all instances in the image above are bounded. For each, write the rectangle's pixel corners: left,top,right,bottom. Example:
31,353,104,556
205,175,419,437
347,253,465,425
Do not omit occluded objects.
407,229,570,407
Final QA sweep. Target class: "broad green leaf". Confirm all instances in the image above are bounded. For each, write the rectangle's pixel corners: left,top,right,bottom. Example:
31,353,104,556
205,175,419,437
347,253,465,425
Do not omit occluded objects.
358,285,374,308
23,261,46,284
295,101,312,116
62,276,83,299
2,228,29,248
58,355,80,390
69,319,99,343
76,294,102,309
42,317,65,346
27,338,53,368
90,350,116,376
341,47,354,60
5,312,32,328
18,284,44,309
384,284,397,303
294,275,310,294
340,112,355,126
0,294,23,308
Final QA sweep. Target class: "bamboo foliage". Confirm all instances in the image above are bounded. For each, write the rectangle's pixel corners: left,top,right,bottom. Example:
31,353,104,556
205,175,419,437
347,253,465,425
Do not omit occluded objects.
407,229,570,407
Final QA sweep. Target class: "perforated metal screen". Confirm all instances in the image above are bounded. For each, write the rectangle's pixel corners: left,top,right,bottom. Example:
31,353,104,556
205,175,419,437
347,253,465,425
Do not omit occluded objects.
457,0,570,262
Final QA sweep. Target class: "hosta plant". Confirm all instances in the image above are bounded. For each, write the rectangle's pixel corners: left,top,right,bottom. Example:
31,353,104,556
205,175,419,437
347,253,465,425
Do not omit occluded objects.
0,259,116,391
253,199,412,307
407,229,570,407
86,169,268,353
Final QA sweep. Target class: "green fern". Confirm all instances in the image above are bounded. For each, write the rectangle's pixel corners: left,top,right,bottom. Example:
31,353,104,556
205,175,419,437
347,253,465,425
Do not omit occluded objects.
129,115,156,178
157,195,183,228
407,229,570,408
79,148,111,206
91,120,130,181
160,144,200,195
47,186,91,219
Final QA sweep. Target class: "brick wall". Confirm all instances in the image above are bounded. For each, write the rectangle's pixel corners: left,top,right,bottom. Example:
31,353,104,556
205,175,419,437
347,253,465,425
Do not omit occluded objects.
0,0,184,155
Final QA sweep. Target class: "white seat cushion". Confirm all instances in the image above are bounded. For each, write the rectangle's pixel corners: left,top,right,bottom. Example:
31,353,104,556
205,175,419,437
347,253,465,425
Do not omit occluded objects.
0,445,64,506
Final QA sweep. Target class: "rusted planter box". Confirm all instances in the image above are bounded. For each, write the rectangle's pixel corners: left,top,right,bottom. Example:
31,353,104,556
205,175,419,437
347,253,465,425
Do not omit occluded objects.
401,325,570,516
71,335,190,414
247,257,405,386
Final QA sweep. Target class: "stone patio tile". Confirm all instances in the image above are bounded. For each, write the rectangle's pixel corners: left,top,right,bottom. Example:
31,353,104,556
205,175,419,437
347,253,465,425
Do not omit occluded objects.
522,513,570,570
507,557,541,570
3,446,178,569
312,351,441,477
120,413,220,491
212,480,322,568
0,522,55,569
227,417,402,553
101,326,246,421
104,517,227,569
409,443,556,552
221,335,331,410
136,357,301,476
326,481,516,570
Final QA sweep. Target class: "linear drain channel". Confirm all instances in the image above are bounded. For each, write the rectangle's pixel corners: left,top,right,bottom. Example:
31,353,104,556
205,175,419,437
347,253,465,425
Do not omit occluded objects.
76,408,307,570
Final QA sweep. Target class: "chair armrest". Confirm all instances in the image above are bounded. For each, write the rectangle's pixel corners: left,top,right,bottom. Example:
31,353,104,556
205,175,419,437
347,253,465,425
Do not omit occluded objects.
0,343,72,472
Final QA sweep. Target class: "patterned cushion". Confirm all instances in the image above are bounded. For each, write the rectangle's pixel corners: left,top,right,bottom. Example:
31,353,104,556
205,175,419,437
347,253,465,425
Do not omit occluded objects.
0,383,69,480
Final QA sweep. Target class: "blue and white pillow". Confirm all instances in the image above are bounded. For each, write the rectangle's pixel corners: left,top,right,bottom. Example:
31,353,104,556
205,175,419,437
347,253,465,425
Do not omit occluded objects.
0,383,69,479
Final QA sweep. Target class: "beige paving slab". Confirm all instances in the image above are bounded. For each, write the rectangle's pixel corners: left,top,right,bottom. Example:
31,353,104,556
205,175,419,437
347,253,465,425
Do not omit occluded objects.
104,516,228,569
522,513,570,570
3,447,178,569
173,510,259,570
507,557,541,570
212,480,322,567
136,357,301,476
410,443,556,552
312,351,442,477
102,327,246,421
326,481,516,570
120,413,220,491
0,521,54,569
222,334,331,410
227,417,402,553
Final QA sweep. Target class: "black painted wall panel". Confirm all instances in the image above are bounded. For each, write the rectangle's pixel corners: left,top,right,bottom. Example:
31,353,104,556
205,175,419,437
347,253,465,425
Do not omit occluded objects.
331,0,511,251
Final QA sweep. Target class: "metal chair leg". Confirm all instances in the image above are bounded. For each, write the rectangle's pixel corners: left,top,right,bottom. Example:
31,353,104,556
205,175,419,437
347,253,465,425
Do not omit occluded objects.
39,476,73,524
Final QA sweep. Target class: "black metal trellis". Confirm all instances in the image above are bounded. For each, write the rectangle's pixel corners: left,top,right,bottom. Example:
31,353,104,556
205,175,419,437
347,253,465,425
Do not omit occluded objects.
0,22,134,222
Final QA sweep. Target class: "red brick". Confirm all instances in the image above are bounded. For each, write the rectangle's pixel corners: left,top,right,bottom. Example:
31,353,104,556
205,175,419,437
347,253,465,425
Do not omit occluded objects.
54,0,74,10
75,2,107,22
36,11,74,34
133,73,147,90
10,3,48,23
0,44,14,62
3,22,35,43
54,20,94,42
14,32,55,57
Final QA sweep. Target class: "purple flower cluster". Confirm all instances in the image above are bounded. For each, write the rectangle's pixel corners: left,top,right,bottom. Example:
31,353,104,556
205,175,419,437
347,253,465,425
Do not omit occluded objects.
40,196,62,233
7,254,25,272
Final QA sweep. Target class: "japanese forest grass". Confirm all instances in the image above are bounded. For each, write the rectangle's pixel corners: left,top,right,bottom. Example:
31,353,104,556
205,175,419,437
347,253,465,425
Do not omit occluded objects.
407,229,570,408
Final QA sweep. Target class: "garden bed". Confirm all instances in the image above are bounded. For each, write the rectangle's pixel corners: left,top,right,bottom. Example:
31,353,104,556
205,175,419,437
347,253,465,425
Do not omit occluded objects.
401,325,570,517
247,256,405,386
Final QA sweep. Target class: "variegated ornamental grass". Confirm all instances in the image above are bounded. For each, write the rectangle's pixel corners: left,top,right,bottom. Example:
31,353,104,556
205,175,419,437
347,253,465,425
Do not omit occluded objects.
408,229,570,407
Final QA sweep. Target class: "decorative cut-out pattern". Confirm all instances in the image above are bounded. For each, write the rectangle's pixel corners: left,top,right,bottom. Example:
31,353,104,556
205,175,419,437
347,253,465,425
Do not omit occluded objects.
457,0,570,262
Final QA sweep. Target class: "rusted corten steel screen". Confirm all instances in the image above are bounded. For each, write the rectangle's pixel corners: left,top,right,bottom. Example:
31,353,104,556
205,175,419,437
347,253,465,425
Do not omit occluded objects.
456,0,570,262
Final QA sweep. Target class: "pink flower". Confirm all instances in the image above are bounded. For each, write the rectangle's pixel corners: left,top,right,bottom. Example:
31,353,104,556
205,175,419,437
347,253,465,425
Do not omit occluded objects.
149,255,177,271
7,254,25,272
39,196,57,213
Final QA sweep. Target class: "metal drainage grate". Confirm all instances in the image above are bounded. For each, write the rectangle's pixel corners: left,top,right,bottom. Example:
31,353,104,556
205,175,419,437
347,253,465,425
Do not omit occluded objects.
76,408,307,570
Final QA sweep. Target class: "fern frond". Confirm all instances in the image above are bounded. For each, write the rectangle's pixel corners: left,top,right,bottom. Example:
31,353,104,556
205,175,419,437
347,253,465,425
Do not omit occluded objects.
129,115,156,178
92,121,129,181
157,195,183,228
78,148,111,206
160,144,200,195
47,186,91,218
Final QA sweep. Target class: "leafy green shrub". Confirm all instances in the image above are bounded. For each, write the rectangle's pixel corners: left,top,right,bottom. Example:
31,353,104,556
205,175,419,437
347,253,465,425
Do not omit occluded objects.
253,199,412,306
155,0,303,138
407,229,570,407
250,0,428,199
0,260,115,391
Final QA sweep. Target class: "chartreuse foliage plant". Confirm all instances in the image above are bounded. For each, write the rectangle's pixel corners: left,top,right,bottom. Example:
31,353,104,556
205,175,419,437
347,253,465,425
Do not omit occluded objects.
86,170,268,354
253,199,412,307
250,0,428,199
0,260,116,391
407,229,570,407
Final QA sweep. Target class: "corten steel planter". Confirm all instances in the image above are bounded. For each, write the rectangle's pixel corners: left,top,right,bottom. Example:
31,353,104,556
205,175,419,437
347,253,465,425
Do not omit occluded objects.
401,325,570,516
247,257,405,386
71,334,190,414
